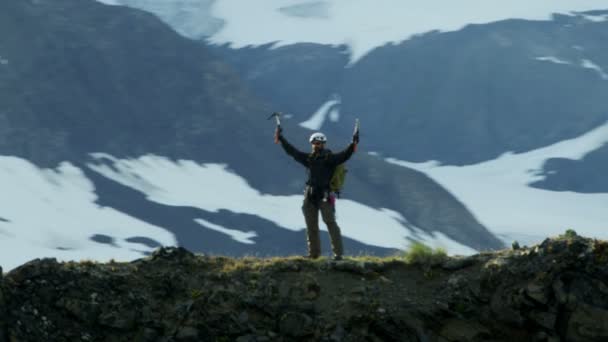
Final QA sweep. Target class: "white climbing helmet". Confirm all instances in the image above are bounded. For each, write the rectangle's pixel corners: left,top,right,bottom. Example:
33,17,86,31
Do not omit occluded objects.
309,132,327,144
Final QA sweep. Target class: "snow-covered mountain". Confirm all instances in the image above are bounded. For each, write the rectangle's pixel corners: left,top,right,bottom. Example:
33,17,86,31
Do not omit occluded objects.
93,1,608,245
0,0,501,271
98,0,608,63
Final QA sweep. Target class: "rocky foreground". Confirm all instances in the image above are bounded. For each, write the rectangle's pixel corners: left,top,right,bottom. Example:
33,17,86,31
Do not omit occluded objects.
1,233,608,341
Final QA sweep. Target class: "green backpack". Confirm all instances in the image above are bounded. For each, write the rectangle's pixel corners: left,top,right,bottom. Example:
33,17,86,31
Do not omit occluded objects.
330,163,347,195
309,151,348,195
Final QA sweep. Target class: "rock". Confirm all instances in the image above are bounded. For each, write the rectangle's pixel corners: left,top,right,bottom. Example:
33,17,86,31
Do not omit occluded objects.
1,235,607,340
55,298,100,325
7,258,58,283
280,276,321,301
141,328,159,340
439,319,490,341
594,279,608,296
238,311,249,324
175,326,199,341
512,241,521,250
534,331,548,341
552,279,568,305
278,282,290,299
529,311,557,330
526,283,549,305
442,256,476,270
235,334,255,342
279,312,313,337
98,310,136,330
490,292,525,326
484,256,510,269
447,274,465,288
0,266,4,305
331,260,372,275
567,303,608,341
350,286,366,295
303,277,321,300
150,247,194,262
330,324,345,341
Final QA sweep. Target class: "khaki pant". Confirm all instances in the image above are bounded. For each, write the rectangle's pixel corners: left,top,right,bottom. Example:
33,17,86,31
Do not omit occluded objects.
302,199,344,258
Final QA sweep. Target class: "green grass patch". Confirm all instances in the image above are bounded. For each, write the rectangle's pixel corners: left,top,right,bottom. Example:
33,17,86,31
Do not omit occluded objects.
560,229,578,239
401,242,447,266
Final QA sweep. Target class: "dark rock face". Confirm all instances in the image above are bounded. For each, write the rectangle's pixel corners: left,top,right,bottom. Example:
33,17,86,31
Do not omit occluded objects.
531,143,608,193
0,0,269,166
2,235,608,341
0,265,7,342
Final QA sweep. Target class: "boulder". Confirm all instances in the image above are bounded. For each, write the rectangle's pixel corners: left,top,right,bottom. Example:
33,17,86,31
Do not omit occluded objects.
567,303,608,342
442,256,476,270
279,312,313,337
175,326,199,341
526,282,549,305
439,319,491,341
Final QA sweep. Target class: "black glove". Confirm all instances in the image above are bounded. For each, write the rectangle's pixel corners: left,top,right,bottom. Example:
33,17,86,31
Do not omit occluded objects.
352,131,360,144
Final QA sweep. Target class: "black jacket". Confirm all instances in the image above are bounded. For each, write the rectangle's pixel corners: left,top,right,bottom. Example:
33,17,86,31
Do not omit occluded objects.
279,135,355,194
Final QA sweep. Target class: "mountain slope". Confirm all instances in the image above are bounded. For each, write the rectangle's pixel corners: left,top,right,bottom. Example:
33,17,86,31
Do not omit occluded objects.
0,0,266,165
0,0,502,270
204,12,608,165
96,1,608,191
339,13,608,164
196,9,608,243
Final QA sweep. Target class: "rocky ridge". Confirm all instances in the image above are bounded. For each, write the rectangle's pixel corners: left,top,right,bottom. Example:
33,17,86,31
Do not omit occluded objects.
1,233,607,341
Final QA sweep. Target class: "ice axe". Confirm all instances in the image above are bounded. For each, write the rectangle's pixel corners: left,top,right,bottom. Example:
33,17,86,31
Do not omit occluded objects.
353,118,360,151
268,112,282,144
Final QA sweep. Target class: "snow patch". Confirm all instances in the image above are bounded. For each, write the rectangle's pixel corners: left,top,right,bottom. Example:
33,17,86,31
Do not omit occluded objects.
194,218,257,244
0,57,8,65
329,108,340,122
299,95,341,130
96,0,120,4
386,121,608,245
95,0,608,63
581,59,608,80
206,0,608,63
0,156,177,271
279,1,331,19
579,13,608,22
96,0,224,39
535,56,571,65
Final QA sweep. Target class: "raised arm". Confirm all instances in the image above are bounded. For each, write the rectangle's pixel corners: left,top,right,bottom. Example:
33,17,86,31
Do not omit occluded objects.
331,127,359,164
278,135,309,167
329,142,356,165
